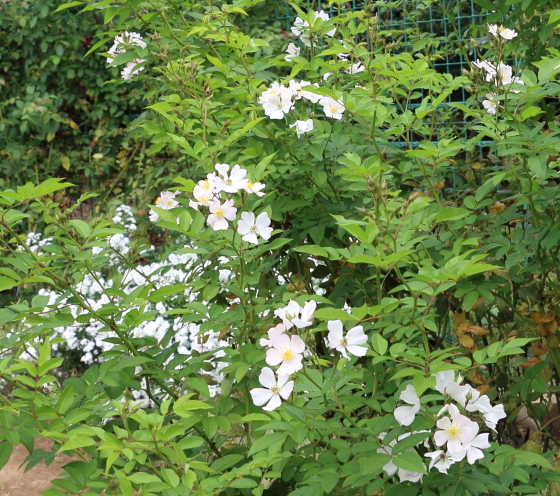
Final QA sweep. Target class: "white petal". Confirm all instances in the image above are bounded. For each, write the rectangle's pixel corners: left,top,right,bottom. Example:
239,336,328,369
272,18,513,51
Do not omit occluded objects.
279,380,294,399
259,367,276,388
400,384,420,406
346,345,367,357
335,345,349,359
237,220,251,236
240,211,255,226
242,232,259,244
250,388,273,406
394,404,419,426
327,320,343,342
263,394,282,411
266,348,283,366
346,326,367,346
290,335,306,353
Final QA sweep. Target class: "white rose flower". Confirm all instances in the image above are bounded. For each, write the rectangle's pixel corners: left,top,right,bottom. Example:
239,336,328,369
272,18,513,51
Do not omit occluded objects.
326,320,368,358
237,211,273,244
285,43,301,62
149,191,179,222
482,93,498,115
265,333,305,375
320,97,345,120
244,180,265,197
394,384,421,426
121,59,146,80
289,119,314,137
488,24,517,40
215,164,249,193
262,87,293,119
250,367,294,412
207,199,237,231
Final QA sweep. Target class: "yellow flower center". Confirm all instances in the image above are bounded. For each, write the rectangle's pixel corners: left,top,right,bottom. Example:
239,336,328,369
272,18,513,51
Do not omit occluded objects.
250,225,258,233
155,197,161,205
330,105,339,113
270,385,280,395
247,181,254,189
280,349,294,361
225,178,233,186
164,199,174,207
199,194,211,203
446,425,462,440
214,207,224,218
340,338,347,347
202,180,212,190
498,26,506,33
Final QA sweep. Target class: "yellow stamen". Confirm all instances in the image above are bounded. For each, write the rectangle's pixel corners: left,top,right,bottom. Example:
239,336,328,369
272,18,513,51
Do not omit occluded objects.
446,425,462,440
214,207,224,218
280,349,294,361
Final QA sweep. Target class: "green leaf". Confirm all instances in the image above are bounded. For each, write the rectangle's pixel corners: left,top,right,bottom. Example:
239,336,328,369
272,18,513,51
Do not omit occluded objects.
294,245,329,257
116,469,134,496
463,291,479,312
281,404,307,423
128,473,162,484
230,478,258,489
248,432,287,456
112,356,154,371
0,441,13,471
174,398,214,417
513,450,552,468
53,1,83,12
211,454,243,472
177,436,204,450
464,263,500,276
371,333,388,355
393,451,427,474
392,432,431,454
435,207,469,222
313,307,359,321
0,277,18,292
242,413,271,422
56,385,74,414
0,308,16,326
34,178,74,197
471,0,495,10
69,219,91,238
59,437,96,452
148,285,188,301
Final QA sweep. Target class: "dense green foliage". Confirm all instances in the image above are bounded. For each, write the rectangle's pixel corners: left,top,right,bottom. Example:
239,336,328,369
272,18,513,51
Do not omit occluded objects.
2,0,560,495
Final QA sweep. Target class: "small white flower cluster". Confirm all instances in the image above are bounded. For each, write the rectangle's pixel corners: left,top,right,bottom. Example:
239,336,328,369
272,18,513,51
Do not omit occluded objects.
379,370,507,482
488,24,517,40
250,301,316,411
259,79,345,133
291,10,336,48
250,303,369,411
150,164,271,244
107,31,147,81
149,191,180,222
474,25,522,115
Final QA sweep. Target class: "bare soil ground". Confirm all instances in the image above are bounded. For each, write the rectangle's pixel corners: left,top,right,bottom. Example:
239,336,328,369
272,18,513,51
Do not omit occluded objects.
0,439,78,496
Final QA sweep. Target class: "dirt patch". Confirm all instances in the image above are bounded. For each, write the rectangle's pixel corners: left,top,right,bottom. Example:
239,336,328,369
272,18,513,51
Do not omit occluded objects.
0,439,78,496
